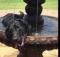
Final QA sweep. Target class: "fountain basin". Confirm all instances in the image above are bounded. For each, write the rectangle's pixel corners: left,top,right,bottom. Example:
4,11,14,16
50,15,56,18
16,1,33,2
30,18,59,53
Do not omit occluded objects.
0,15,58,45
0,15,58,57
20,16,58,52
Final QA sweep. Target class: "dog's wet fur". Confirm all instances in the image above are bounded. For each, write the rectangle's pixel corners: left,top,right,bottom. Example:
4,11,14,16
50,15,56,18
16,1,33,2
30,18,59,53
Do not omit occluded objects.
2,11,31,48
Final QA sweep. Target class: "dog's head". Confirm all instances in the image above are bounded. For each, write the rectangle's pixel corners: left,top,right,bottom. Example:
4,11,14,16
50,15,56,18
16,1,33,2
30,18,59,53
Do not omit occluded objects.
14,11,24,19
5,19,31,48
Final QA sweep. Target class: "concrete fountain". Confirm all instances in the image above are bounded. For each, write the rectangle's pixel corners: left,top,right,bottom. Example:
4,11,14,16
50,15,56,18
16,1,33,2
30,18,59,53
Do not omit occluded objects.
0,0,58,57
17,0,58,57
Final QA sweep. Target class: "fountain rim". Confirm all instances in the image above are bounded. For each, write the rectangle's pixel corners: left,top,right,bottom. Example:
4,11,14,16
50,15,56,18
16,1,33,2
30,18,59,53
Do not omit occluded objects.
0,30,58,45
0,15,58,45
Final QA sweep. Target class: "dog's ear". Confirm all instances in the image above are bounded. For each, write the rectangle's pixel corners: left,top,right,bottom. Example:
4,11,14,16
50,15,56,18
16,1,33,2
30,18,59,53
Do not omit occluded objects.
5,27,13,40
21,20,31,35
19,11,24,18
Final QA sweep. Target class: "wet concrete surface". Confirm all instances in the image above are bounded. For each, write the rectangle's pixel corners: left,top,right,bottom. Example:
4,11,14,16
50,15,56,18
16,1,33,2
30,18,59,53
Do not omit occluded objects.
27,16,58,37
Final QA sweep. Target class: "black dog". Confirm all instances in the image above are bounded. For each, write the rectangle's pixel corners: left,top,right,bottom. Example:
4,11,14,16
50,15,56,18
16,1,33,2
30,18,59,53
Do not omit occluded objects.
2,11,31,48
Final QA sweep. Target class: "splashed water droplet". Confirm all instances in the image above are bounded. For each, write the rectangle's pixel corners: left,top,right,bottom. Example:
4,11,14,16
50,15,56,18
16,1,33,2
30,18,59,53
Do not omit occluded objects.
35,33,40,36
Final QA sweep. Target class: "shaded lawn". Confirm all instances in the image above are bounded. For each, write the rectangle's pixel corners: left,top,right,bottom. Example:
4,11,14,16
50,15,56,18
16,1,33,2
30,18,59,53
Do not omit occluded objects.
0,0,24,3
0,0,58,10
0,3,26,9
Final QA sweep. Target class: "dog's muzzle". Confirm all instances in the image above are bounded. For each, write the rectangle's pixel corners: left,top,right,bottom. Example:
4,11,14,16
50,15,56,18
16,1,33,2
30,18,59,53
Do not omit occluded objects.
13,37,25,49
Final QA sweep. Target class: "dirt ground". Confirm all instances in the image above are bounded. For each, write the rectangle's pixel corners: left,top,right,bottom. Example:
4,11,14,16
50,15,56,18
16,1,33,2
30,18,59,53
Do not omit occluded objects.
0,9,58,57
0,9,58,18
0,42,58,57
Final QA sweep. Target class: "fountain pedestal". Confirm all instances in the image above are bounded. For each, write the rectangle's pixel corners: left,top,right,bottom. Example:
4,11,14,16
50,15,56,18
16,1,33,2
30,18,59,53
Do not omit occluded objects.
23,0,45,26
18,0,58,57
18,36,58,57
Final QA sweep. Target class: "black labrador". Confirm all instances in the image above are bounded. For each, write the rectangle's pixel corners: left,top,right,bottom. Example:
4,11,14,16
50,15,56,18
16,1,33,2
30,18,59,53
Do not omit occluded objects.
2,11,31,48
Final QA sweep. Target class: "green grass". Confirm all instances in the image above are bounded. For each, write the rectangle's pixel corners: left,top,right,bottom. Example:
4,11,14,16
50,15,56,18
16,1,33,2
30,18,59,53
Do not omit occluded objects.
0,0,24,3
42,0,58,10
0,3,26,9
0,0,58,10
